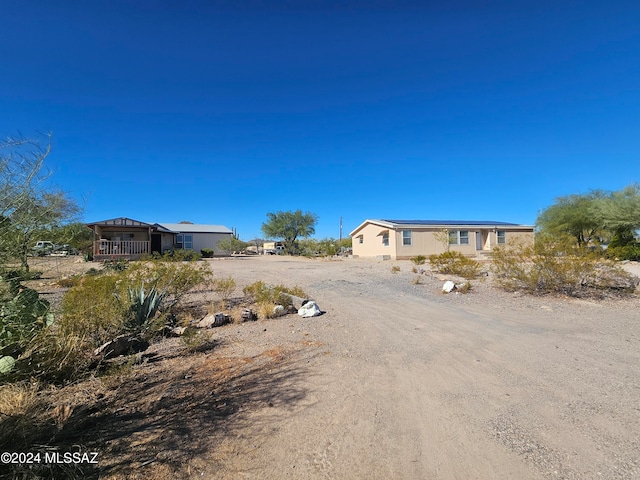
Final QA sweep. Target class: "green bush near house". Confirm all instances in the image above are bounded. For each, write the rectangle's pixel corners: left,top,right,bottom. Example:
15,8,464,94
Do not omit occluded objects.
201,248,214,258
429,251,482,279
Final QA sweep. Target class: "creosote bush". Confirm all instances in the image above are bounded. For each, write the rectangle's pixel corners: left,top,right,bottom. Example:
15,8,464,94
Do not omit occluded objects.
242,281,307,307
241,281,307,320
429,251,482,279
491,235,639,297
410,255,427,266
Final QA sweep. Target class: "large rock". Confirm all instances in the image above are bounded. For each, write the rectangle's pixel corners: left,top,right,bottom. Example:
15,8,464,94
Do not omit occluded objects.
198,313,231,328
442,281,456,293
94,335,149,359
298,300,322,318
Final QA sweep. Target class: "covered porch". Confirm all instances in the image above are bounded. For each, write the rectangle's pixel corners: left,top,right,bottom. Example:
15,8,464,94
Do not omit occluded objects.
86,217,176,261
94,239,150,260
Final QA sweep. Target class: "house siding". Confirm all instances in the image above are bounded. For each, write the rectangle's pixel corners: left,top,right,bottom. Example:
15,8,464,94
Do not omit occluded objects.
351,220,535,259
185,232,232,253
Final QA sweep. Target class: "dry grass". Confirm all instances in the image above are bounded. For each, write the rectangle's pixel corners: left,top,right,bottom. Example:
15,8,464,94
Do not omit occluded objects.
0,381,40,416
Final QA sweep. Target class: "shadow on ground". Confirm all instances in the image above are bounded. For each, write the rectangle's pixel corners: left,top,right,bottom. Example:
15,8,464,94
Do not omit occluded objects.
1,341,316,479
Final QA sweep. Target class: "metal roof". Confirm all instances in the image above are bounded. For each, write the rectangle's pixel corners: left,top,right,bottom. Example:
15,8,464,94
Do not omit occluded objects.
349,218,534,236
381,219,520,226
157,223,233,234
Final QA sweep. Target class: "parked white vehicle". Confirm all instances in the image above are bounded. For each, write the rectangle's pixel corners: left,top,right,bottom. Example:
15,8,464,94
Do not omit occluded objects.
31,241,74,256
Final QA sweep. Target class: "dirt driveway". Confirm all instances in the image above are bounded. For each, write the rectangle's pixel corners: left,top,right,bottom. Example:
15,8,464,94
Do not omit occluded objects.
182,255,638,480
24,255,640,479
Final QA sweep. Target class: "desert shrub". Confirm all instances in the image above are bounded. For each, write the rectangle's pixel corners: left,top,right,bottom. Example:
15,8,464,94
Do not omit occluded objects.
391,265,400,273
410,255,427,266
168,249,201,262
102,259,129,272
605,244,640,261
200,248,214,258
242,281,307,307
429,251,482,279
211,276,236,307
126,260,211,309
60,274,129,345
491,235,639,297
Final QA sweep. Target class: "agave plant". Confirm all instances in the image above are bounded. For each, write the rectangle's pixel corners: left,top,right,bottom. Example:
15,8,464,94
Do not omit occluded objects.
125,283,167,334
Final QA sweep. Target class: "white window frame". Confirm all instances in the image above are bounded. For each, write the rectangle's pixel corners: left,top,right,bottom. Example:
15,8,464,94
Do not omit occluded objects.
176,234,193,250
497,230,506,244
382,232,389,247
402,230,412,246
449,230,470,245
358,235,363,244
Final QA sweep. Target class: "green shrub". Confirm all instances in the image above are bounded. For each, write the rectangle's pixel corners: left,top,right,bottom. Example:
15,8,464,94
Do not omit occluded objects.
605,244,640,261
242,281,307,307
429,251,482,279
200,248,214,258
410,255,427,266
169,249,201,262
491,235,638,297
391,265,400,273
102,259,129,271
212,276,236,307
126,260,210,308
60,274,129,346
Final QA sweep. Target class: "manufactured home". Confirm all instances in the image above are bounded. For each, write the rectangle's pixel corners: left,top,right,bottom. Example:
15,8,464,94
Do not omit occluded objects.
350,219,534,260
86,217,233,260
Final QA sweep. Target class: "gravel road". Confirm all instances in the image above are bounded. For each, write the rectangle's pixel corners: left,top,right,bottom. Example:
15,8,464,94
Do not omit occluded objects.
197,255,640,480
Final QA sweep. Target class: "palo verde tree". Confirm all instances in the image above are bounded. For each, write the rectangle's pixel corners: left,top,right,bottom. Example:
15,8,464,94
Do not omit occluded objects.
261,210,318,255
0,133,81,272
536,184,640,247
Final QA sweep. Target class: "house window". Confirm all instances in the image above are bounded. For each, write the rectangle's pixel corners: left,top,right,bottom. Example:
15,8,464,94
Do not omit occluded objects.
449,230,470,245
402,230,412,246
176,234,193,250
358,235,363,244
382,232,389,246
497,230,506,244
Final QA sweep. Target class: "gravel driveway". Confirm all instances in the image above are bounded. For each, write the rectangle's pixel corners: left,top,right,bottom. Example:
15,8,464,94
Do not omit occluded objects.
198,255,640,480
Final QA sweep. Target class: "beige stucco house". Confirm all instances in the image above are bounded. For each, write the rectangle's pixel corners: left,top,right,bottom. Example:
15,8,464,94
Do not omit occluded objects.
86,217,233,260
349,219,535,260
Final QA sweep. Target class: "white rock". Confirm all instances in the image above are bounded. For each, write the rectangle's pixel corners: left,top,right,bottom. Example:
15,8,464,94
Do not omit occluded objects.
442,281,456,293
298,300,322,318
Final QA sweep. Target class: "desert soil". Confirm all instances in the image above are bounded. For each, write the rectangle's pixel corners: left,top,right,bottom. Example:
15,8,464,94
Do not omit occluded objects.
21,255,640,479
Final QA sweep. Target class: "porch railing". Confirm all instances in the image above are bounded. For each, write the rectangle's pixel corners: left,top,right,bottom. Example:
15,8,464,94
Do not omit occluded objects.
94,240,150,257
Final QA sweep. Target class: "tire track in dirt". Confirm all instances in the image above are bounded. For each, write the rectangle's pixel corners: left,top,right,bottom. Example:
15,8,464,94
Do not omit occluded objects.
206,257,640,479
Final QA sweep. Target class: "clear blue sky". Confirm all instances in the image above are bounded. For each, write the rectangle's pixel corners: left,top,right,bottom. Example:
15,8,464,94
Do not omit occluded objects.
2,1,639,240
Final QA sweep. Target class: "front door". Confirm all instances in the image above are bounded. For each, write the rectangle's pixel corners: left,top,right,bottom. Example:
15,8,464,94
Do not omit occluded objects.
151,234,162,254
476,231,483,250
